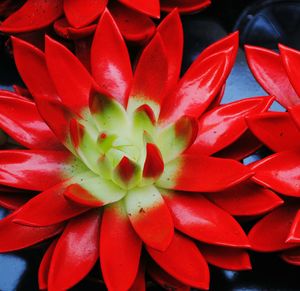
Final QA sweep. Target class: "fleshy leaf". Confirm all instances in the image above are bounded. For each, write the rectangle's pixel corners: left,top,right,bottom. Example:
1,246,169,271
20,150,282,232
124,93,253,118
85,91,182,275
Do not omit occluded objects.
48,210,100,290
125,185,174,251
100,201,142,291
163,191,249,247
146,232,209,289
156,154,253,192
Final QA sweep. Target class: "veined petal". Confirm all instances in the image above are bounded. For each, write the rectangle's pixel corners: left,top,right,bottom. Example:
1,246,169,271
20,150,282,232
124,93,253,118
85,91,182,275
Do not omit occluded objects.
207,180,283,217
65,173,126,207
100,201,142,291
245,45,300,108
187,96,273,156
128,33,168,119
163,191,249,247
0,94,62,150
215,130,261,161
12,37,59,101
0,0,63,33
110,2,155,43
200,244,251,271
156,115,198,163
63,0,107,28
156,154,253,192
0,150,79,191
251,151,300,197
118,0,160,18
279,44,300,99
157,9,183,96
13,182,90,226
248,204,300,252
38,239,57,290
48,210,100,290
91,9,132,106
45,36,94,116
0,211,63,252
247,112,300,152
146,232,209,289
160,0,211,13
148,261,189,290
125,185,174,251
160,32,238,124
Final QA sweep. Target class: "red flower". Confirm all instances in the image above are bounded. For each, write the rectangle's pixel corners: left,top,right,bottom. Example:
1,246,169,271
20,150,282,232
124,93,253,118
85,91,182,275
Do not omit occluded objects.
0,0,210,42
245,44,300,265
0,10,281,290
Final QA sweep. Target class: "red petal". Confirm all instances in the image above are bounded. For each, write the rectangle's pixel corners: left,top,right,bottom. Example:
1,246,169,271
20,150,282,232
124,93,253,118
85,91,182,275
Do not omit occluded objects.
0,150,71,191
110,2,156,43
287,210,300,243
0,211,63,252
63,0,107,28
54,17,96,40
157,154,253,192
91,9,132,106
215,130,261,161
251,150,300,197
187,96,273,155
248,204,300,251
129,33,168,112
247,112,300,152
45,36,93,115
13,182,89,226
279,44,300,99
118,0,160,18
38,239,57,290
0,0,63,33
125,186,174,251
157,9,183,96
160,32,238,124
146,232,209,289
148,261,189,290
207,180,283,217
0,192,31,210
245,45,300,108
163,192,249,247
100,202,142,291
282,248,300,266
160,0,211,13
129,263,145,291
200,244,251,271
0,94,62,150
289,104,300,129
12,37,59,101
74,38,92,71
143,143,164,179
48,210,100,290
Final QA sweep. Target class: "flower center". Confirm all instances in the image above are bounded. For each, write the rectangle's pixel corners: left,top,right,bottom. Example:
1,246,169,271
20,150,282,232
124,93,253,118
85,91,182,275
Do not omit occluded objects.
69,93,165,191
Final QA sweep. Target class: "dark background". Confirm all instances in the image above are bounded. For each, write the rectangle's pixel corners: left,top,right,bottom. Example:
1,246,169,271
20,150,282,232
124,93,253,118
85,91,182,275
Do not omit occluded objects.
1,0,300,290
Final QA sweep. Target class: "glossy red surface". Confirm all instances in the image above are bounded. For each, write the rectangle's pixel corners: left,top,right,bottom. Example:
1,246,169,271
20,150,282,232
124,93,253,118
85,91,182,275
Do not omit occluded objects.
91,10,132,106
48,210,100,290
100,203,142,291
164,192,249,247
147,232,209,289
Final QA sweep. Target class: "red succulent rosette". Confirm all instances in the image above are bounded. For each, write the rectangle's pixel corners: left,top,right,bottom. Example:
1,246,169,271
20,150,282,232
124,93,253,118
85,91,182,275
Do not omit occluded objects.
0,0,210,42
0,10,283,290
245,44,300,265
